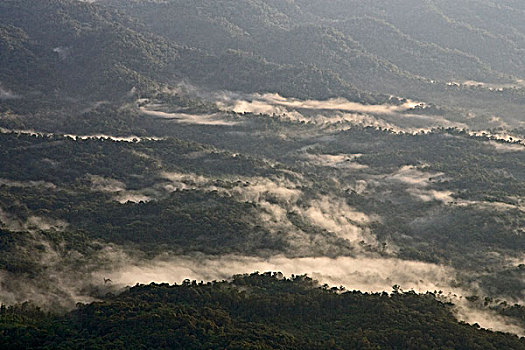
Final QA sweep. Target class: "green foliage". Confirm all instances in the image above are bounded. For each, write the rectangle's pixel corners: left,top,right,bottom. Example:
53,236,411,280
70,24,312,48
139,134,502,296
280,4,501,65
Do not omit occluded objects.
0,132,284,253
1,274,524,349
2,2,525,343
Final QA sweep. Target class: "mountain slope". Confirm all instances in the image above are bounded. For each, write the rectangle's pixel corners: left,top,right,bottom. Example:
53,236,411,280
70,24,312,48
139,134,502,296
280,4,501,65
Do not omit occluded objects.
2,274,524,349
0,0,388,105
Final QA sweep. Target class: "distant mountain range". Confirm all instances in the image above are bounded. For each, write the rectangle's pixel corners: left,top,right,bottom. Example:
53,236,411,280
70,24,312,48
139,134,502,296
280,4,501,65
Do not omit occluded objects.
2,0,525,127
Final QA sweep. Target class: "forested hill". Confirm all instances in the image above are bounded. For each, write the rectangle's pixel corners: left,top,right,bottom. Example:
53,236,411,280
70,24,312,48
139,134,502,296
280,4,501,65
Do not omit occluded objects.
1,273,524,350
0,0,381,104
3,0,525,129
4,0,525,122
99,0,525,124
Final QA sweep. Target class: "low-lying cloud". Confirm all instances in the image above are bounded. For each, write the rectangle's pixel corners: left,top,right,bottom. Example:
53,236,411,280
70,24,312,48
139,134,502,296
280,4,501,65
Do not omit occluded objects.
140,106,239,126
212,91,467,132
0,127,163,143
0,178,56,190
97,252,523,336
300,153,368,169
160,171,374,251
487,141,525,153
0,207,68,233
219,93,420,115
0,84,19,100
88,175,152,203
102,254,458,293
381,165,454,203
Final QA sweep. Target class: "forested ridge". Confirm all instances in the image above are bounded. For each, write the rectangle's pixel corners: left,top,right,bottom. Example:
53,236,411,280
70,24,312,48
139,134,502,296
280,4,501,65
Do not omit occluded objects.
1,273,524,349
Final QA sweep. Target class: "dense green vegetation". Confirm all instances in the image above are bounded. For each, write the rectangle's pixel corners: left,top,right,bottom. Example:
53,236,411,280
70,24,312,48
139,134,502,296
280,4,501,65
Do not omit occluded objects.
2,0,525,347
0,132,286,252
4,0,525,128
100,0,525,126
0,122,523,301
1,273,524,349
0,0,388,107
